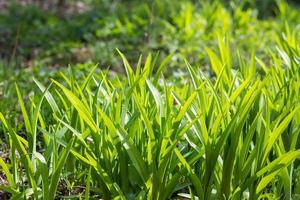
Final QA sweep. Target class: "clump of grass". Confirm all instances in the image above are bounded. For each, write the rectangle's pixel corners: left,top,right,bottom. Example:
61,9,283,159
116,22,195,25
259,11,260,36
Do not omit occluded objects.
0,32,300,199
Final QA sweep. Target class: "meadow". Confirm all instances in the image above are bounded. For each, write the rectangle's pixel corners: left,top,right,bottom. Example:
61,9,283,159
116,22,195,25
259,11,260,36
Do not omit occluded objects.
0,0,300,199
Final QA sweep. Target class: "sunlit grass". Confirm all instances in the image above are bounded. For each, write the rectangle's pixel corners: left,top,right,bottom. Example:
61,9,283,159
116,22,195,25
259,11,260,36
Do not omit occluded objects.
0,30,299,199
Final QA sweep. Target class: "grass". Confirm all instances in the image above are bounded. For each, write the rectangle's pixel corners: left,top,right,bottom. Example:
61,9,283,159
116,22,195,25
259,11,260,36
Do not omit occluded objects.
0,0,300,199
1,31,300,199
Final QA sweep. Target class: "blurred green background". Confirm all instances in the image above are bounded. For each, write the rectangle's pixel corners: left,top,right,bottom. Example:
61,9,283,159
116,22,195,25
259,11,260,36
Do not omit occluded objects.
1,0,299,68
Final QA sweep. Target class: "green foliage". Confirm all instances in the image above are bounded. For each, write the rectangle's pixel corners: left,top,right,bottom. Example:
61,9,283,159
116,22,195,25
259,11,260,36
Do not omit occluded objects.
0,0,300,199
1,36,300,198
0,0,299,67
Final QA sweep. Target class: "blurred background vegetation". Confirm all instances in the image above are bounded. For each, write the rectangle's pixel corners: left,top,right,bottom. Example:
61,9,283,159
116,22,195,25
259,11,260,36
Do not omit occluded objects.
1,0,299,67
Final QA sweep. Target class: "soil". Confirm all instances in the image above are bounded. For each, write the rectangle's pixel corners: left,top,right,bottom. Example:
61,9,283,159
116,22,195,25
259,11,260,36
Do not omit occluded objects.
0,172,11,200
